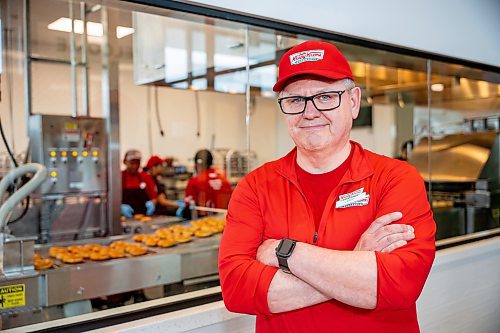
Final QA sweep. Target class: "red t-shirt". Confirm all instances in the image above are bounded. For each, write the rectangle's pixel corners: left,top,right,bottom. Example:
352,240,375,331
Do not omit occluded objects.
121,170,158,200
185,168,232,208
296,147,353,230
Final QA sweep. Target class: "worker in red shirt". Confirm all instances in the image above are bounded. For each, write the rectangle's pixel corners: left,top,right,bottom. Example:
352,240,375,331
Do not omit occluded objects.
144,155,182,215
185,149,232,210
219,41,436,332
121,149,157,218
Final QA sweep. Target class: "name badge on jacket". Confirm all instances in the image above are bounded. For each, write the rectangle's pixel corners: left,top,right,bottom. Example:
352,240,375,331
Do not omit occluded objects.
336,187,370,208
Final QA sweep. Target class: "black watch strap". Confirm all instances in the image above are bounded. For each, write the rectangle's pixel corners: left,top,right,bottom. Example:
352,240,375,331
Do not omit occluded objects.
276,238,296,274
278,256,292,274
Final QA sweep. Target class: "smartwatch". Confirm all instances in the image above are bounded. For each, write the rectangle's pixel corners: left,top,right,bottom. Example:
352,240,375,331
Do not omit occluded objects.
275,238,297,274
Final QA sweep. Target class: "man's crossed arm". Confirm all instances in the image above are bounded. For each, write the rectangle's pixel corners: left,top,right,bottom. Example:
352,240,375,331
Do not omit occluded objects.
256,212,415,313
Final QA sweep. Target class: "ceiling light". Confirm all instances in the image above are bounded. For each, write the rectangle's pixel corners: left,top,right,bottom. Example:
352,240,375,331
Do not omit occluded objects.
48,17,134,39
116,26,135,39
431,83,444,92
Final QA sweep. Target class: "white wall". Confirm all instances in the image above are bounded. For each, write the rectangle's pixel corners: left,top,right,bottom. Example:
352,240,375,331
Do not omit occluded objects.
417,237,500,333
185,0,500,68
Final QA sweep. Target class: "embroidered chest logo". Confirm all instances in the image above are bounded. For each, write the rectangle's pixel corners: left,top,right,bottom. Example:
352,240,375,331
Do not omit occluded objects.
336,187,370,208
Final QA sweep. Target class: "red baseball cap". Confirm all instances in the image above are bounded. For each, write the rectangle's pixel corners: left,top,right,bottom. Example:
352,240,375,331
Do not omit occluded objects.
145,155,165,169
273,40,353,92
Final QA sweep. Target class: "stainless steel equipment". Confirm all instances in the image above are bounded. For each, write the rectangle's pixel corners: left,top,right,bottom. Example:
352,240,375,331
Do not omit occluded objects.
0,216,224,330
211,148,257,185
26,115,109,243
0,163,47,328
29,115,107,195
0,163,47,275
409,131,500,239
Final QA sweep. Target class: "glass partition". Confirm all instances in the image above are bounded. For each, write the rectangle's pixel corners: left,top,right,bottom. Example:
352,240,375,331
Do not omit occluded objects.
0,0,498,329
427,61,500,239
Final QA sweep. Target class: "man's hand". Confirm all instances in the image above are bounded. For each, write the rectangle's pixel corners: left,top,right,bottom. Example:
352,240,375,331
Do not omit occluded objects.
354,212,415,253
257,239,280,267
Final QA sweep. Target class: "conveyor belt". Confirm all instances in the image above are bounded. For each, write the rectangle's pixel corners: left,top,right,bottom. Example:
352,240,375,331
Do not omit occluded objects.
1,215,225,309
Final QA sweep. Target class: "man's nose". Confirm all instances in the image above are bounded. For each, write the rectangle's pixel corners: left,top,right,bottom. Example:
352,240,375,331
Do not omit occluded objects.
302,99,321,119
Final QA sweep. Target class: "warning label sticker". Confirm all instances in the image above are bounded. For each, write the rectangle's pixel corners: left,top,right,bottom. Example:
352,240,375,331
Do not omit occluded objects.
0,284,26,309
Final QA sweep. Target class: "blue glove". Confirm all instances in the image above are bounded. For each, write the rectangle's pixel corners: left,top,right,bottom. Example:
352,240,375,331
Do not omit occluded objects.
145,200,156,216
175,200,186,217
121,204,134,218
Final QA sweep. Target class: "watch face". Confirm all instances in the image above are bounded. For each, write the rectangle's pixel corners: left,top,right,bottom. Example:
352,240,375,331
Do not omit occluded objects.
278,239,295,254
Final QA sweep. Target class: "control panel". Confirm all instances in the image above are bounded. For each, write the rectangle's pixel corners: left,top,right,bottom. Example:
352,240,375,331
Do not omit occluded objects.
29,115,107,195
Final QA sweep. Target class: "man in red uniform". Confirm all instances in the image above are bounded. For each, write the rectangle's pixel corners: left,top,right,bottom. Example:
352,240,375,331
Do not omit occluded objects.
121,149,157,218
185,149,232,209
218,41,436,332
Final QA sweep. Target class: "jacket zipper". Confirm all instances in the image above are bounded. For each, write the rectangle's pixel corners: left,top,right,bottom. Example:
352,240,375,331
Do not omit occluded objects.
313,185,345,245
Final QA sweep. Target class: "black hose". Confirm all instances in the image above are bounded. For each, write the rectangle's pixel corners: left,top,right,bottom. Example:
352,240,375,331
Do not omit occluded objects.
154,86,165,137
0,117,18,168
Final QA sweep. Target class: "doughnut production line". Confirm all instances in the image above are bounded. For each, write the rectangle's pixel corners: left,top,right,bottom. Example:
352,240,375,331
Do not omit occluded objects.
0,115,225,330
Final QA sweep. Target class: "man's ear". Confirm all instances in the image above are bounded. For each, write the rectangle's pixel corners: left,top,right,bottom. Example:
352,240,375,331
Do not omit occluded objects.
349,87,361,119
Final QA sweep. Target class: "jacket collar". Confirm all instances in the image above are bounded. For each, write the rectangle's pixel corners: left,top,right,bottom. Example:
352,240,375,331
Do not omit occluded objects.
275,141,374,185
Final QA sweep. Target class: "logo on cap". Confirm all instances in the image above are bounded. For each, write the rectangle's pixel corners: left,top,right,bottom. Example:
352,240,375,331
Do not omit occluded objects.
289,49,324,65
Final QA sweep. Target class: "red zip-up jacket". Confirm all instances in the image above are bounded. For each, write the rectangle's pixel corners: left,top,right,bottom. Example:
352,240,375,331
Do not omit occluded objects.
219,141,436,332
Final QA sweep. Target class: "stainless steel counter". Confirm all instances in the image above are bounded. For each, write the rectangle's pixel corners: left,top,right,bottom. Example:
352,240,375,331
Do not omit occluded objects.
0,215,225,329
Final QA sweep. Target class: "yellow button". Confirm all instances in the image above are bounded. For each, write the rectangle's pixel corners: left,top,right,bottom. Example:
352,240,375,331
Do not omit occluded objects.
50,171,58,178
92,150,99,157
72,151,78,157
49,151,56,157
82,151,89,157
61,151,67,157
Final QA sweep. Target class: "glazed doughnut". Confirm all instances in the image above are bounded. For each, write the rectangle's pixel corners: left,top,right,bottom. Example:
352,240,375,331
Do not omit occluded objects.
142,236,159,247
155,229,172,239
157,239,177,248
208,225,223,233
190,220,204,229
174,233,192,243
49,247,67,258
194,229,213,238
34,258,54,270
126,245,148,256
133,214,145,220
133,234,145,242
108,248,126,259
56,250,70,260
90,251,110,261
110,240,128,249
74,249,91,259
61,253,84,264
83,244,101,252
67,245,83,253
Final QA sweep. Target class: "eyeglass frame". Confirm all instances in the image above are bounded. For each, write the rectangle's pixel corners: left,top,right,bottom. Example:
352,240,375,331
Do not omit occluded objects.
277,89,351,115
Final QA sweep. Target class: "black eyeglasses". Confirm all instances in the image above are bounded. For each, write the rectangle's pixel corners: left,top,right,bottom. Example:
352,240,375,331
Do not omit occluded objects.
277,90,349,115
